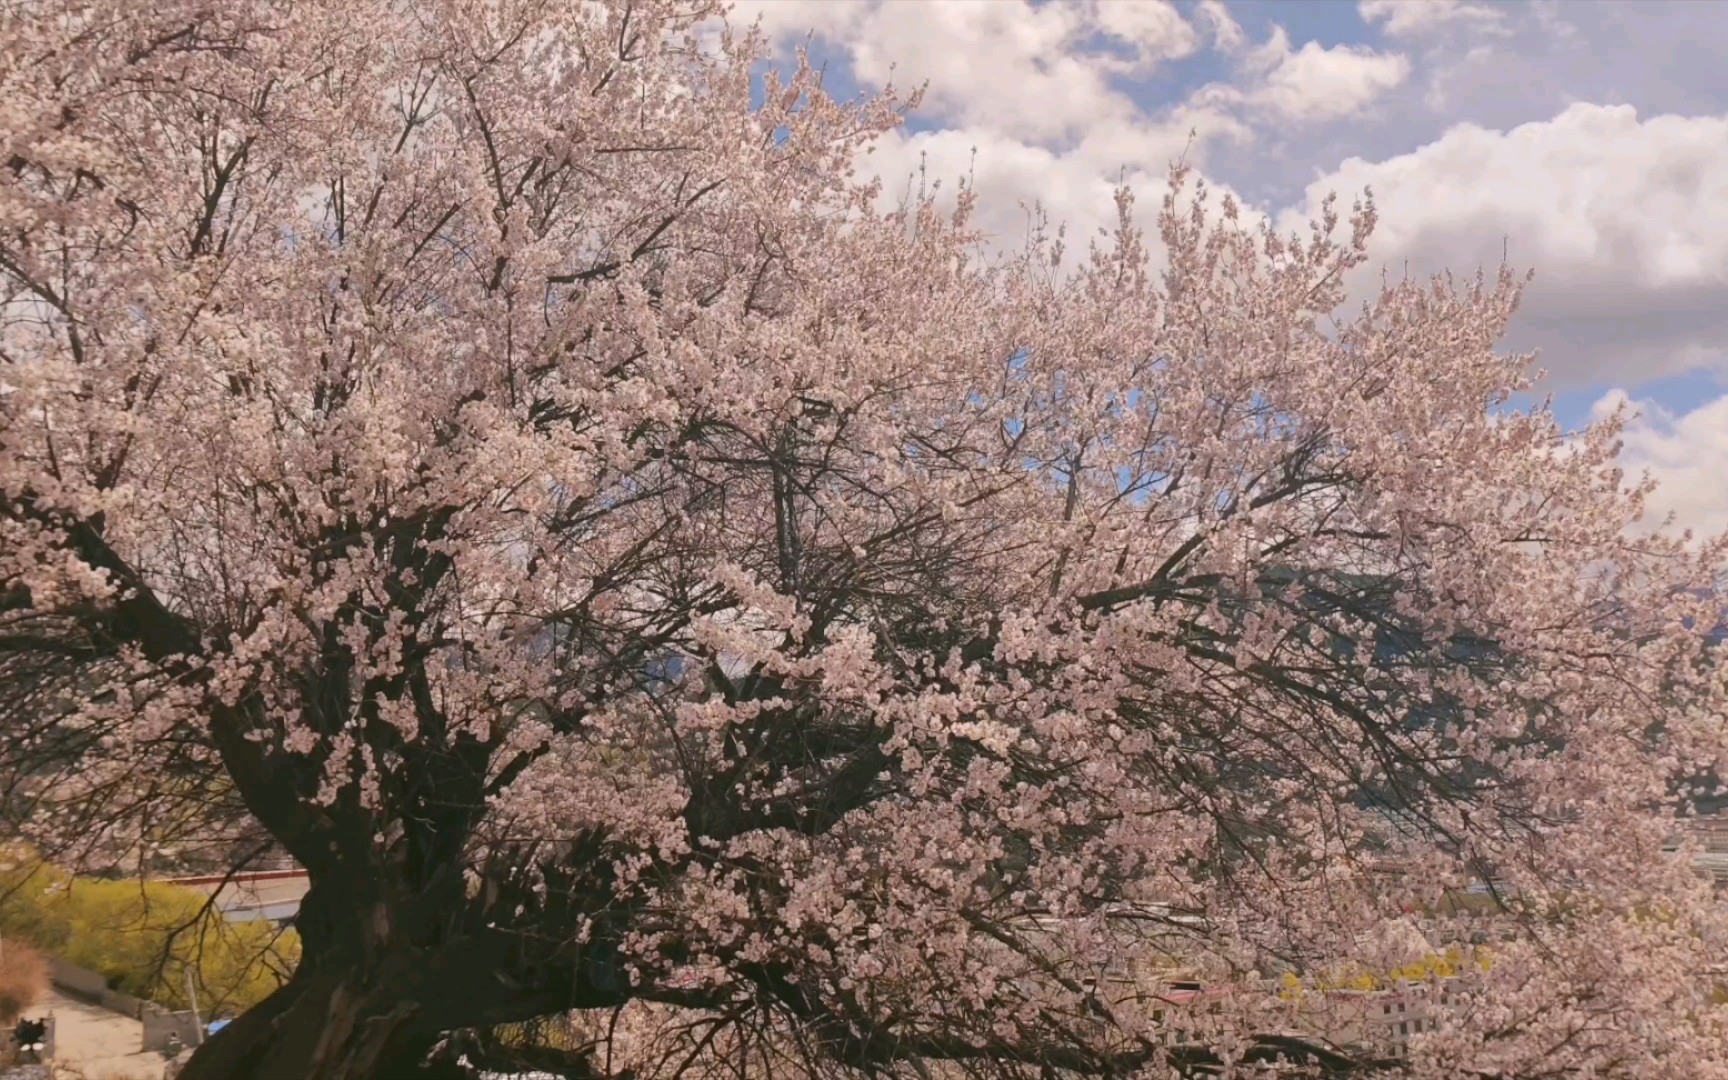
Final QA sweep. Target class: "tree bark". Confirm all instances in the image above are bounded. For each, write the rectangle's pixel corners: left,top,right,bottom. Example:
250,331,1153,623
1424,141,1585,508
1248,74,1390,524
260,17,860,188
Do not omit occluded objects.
174,860,635,1080
174,959,447,1080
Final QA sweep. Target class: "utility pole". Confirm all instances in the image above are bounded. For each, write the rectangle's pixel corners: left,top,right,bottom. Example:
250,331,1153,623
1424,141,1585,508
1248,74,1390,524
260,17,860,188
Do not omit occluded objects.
184,968,205,1045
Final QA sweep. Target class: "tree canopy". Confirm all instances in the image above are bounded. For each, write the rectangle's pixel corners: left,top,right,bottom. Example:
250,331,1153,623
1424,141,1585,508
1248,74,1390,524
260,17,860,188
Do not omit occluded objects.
1,2,1725,1078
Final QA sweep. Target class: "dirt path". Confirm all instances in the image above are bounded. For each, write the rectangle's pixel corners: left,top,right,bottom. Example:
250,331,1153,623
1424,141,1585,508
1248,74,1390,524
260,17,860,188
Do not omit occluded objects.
37,988,164,1080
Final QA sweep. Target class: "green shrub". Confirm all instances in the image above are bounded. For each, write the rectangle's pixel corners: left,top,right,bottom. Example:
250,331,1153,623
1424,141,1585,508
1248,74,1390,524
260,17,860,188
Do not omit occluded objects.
0,850,73,953
0,845,298,1014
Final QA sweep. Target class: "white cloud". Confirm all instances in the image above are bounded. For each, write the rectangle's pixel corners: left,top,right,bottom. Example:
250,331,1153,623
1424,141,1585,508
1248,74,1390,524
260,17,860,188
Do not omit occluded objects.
738,4,1727,397
730,0,1253,259
1238,27,1411,122
1358,0,1507,38
725,0,1728,548
723,0,875,44
1527,0,1583,45
864,127,1124,248
1089,0,1201,68
1185,24,1409,126
1594,388,1728,541
860,112,1257,257
735,1,1400,258
1419,42,1499,113
1195,0,1246,52
732,0,1197,144
1282,104,1728,386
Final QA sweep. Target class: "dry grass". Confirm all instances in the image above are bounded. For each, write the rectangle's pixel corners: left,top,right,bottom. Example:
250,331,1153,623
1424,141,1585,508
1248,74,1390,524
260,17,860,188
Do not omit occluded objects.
0,940,49,1023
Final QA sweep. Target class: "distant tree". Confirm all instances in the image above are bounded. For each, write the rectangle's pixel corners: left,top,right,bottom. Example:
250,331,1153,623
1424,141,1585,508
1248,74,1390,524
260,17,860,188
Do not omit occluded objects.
2,2,1725,1078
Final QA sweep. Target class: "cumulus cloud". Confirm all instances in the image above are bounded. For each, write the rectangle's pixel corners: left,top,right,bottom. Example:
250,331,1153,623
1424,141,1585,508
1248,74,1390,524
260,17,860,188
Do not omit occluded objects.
1281,104,1728,386
1237,27,1411,122
738,5,1727,388
1593,388,1728,541
858,117,1252,256
727,0,1724,536
1358,0,1508,38
1184,24,1409,127
731,0,1198,144
1195,0,1246,52
863,127,1124,249
723,0,864,41
732,0,1405,258
731,0,1252,256
1089,0,1202,67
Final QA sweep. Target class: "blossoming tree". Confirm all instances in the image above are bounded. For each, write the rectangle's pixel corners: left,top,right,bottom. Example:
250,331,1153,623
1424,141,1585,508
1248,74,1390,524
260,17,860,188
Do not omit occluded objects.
2,2,1725,1078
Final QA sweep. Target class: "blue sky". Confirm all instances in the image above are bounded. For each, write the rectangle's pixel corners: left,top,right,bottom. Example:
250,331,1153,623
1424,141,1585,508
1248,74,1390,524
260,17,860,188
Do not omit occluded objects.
733,0,1728,537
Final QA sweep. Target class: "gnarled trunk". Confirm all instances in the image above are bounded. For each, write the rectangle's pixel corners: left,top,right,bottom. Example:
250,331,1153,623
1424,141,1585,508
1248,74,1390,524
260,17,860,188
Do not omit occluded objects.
174,961,443,1080
175,865,628,1080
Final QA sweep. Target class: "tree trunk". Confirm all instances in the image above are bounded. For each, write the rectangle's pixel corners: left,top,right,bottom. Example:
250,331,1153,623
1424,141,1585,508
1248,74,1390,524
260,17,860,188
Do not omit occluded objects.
172,869,626,1080
172,870,465,1080
174,965,442,1080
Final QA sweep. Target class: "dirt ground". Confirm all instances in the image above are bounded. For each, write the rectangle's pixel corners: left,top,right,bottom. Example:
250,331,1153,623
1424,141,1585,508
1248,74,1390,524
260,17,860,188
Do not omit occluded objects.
36,989,164,1080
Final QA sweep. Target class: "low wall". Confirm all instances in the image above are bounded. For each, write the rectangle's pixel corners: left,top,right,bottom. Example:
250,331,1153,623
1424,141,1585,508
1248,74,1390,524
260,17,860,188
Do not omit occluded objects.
45,956,150,1020
46,955,200,1053
140,1008,202,1054
44,957,107,1005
